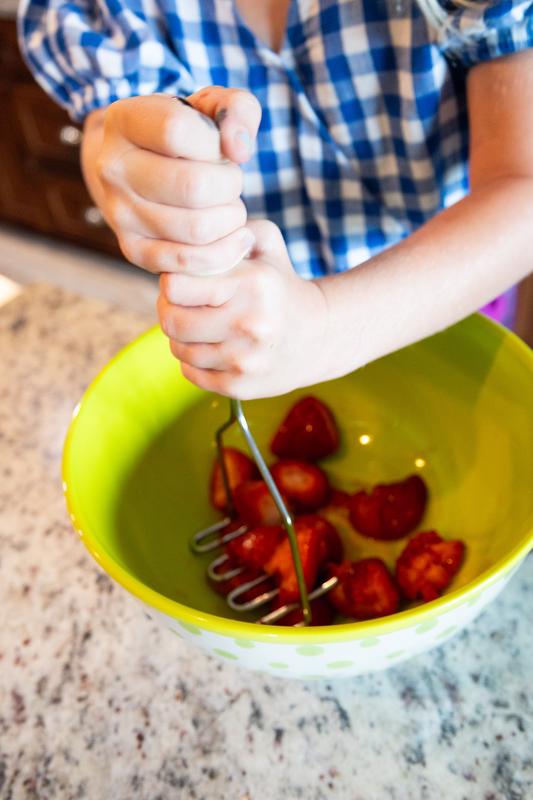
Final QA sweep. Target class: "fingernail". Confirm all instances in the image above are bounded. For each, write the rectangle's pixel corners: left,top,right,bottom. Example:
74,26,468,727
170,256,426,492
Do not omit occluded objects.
235,129,253,157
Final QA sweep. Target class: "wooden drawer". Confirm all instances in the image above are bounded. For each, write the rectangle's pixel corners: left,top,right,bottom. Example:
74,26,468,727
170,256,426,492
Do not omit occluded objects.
12,83,82,168
0,19,30,81
0,89,52,231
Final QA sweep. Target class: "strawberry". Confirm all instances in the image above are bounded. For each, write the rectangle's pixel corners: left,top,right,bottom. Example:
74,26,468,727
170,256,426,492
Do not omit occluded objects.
328,489,353,511
269,596,336,626
210,447,258,512
233,480,290,527
264,516,342,603
225,525,284,571
328,558,400,620
271,396,340,462
395,531,465,602
270,459,329,512
350,474,428,540
298,514,344,565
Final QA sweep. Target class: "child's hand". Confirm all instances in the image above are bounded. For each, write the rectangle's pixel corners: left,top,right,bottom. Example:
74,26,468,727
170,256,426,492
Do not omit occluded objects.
84,89,261,274
157,220,330,399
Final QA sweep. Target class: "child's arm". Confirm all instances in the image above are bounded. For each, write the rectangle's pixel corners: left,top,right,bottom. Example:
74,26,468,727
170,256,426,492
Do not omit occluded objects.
310,49,533,378
157,50,533,400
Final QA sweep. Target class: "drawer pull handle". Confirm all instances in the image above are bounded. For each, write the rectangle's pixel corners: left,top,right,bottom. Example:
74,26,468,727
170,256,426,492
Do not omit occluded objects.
83,206,105,227
59,125,82,146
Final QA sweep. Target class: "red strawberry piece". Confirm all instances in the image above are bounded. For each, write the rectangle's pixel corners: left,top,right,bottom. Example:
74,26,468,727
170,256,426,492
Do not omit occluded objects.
265,526,320,604
271,396,340,462
270,459,329,512
350,491,382,538
350,474,428,540
226,525,284,571
395,531,465,602
298,514,344,565
328,489,353,511
269,596,336,626
233,480,290,527
328,558,400,620
264,516,342,603
210,447,258,512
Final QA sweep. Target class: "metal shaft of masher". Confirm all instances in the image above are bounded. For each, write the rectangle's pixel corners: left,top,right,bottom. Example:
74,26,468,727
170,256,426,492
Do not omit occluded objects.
216,397,312,625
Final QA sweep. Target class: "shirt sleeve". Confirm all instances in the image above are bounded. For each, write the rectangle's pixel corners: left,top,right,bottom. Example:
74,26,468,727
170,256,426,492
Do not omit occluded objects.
437,0,533,68
17,0,196,122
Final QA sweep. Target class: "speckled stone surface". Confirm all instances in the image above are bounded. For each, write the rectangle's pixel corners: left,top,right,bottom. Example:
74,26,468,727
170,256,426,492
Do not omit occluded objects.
1,284,533,800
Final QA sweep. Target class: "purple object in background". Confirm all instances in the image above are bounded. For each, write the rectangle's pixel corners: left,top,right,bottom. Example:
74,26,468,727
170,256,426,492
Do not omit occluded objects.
480,287,517,328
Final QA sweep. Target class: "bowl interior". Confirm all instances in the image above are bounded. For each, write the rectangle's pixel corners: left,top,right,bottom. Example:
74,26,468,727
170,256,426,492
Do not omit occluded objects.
64,316,533,623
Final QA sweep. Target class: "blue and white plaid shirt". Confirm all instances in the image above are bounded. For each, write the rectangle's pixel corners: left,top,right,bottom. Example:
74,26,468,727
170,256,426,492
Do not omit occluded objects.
18,0,533,278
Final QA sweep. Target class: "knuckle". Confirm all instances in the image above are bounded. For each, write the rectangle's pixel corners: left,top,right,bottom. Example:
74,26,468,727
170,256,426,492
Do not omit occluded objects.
118,235,140,266
188,214,213,245
209,283,229,306
160,308,177,340
231,199,248,226
246,266,271,298
226,164,244,198
161,109,185,155
95,154,116,184
232,89,261,115
253,219,283,247
227,350,245,376
106,197,127,231
234,314,265,343
175,248,191,272
179,170,205,209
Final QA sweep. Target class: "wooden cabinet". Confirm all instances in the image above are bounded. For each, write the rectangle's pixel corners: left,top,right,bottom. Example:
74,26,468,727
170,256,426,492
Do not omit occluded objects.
0,18,121,257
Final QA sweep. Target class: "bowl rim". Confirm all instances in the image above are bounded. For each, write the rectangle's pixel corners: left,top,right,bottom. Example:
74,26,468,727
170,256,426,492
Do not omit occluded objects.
62,315,533,643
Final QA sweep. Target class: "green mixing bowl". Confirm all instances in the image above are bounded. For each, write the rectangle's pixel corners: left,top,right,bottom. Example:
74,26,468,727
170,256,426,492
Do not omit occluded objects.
62,314,533,679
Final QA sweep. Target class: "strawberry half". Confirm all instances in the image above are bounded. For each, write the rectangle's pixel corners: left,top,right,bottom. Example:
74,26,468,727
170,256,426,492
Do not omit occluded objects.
210,447,258,512
350,474,428,540
328,558,400,620
264,516,342,603
226,525,284,571
233,480,290,527
270,459,329,512
395,531,465,602
328,489,353,512
269,596,336,626
271,396,340,462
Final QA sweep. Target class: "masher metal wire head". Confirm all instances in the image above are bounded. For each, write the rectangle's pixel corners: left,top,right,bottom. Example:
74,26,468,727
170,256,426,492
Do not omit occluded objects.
190,397,316,625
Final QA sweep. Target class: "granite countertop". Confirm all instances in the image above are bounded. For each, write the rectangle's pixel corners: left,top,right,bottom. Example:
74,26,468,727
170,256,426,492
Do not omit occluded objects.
1,283,532,800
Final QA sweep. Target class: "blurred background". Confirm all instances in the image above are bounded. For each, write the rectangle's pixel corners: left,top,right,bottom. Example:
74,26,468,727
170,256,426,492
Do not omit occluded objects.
0,2,158,315
0,1,531,341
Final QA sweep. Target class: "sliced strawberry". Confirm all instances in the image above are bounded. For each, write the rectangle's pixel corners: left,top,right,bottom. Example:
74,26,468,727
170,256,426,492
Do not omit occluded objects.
395,531,465,602
298,514,344,565
269,596,336,626
226,525,284,571
270,459,329,512
271,396,340,462
264,516,342,603
350,491,382,537
328,558,400,620
233,480,290,527
210,447,258,512
328,489,353,511
350,474,428,540
265,526,320,604
327,561,356,617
